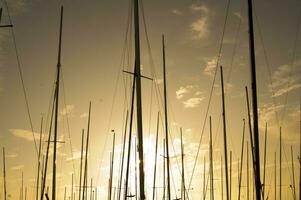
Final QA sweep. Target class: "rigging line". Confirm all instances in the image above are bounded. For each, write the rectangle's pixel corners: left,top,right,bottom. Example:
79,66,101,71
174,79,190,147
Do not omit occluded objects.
187,0,231,191
3,0,38,156
61,69,77,183
96,0,133,185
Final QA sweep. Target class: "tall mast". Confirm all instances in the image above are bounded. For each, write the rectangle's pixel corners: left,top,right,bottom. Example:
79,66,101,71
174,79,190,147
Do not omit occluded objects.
133,0,145,198
162,34,171,200
221,156,223,200
108,152,112,200
36,117,43,200
203,157,206,200
209,117,214,200
220,66,230,200
163,139,166,200
152,112,160,200
124,73,136,200
79,129,85,200
117,110,129,200
181,128,186,200
3,148,7,200
71,173,74,200
279,127,282,200
22,172,24,200
247,0,262,198
135,137,138,200
52,6,64,200
247,142,250,200
238,119,246,200
291,146,296,200
263,123,268,200
82,102,92,200
274,152,277,200
109,131,116,200
230,151,232,200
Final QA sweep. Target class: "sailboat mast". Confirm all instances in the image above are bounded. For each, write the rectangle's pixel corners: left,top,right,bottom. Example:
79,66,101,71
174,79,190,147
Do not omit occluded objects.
263,123,267,200
209,117,214,200
279,127,282,200
247,0,262,198
162,34,171,200
152,112,159,200
163,139,166,200
220,66,230,200
274,152,277,200
133,0,145,198
247,141,250,200
181,128,186,200
291,146,296,200
109,131,116,200
238,119,245,200
71,173,74,200
52,6,64,200
117,110,129,200
203,156,206,200
3,148,7,200
36,117,43,200
82,102,92,200
79,129,85,200
230,151,232,200
221,156,223,200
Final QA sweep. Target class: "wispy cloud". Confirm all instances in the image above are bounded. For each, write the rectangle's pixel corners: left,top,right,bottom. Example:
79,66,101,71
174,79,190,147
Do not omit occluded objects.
11,164,24,171
9,129,43,142
269,60,301,97
190,4,210,40
176,86,189,99
183,97,204,108
203,57,217,76
60,104,75,116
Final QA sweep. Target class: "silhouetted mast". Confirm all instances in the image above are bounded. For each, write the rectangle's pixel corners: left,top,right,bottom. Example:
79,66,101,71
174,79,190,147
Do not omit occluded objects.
79,129,85,200
82,102,92,200
209,117,214,200
117,111,129,200
36,117,43,200
203,156,206,200
52,6,64,200
262,123,267,200
133,0,146,198
238,119,245,200
274,152,277,200
162,35,171,200
109,130,116,200
3,148,7,200
220,66,230,200
152,112,160,200
290,146,296,200
181,128,186,200
247,0,262,198
279,127,282,200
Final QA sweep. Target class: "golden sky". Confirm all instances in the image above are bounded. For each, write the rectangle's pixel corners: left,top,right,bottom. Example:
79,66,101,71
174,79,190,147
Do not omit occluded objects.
0,0,300,199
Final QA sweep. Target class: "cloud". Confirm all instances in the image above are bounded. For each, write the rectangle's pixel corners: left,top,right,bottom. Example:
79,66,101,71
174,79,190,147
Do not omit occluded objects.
80,112,88,118
183,97,204,108
269,60,301,97
172,9,183,16
6,153,18,158
60,104,75,116
190,4,210,40
203,57,217,76
9,129,43,142
176,86,189,99
66,151,84,162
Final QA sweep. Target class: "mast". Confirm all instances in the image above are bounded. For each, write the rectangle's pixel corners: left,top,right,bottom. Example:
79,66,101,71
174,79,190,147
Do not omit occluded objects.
109,130,116,200
291,146,296,200
3,148,7,200
109,152,112,200
90,178,93,200
247,0,262,198
162,35,171,200
263,123,267,200
209,117,214,200
230,151,232,200
221,156,223,200
135,137,138,200
274,152,276,200
247,141,250,200
71,173,74,200
36,117,43,200
22,172,24,200
238,119,246,200
79,129,85,200
64,187,66,200
133,0,146,198
152,112,160,200
279,127,282,200
82,102,92,200
220,66,230,200
203,156,206,200
117,110,129,200
181,128,186,200
124,73,136,200
163,139,166,200
52,6,64,200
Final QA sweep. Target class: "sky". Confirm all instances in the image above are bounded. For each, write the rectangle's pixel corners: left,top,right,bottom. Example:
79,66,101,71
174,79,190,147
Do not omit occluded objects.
0,0,300,199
